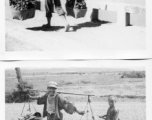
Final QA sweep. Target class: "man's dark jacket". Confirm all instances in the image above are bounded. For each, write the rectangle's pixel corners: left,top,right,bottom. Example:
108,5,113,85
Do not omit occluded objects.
37,93,76,119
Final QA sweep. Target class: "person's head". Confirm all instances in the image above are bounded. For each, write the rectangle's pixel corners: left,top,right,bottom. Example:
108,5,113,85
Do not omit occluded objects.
47,81,58,96
108,96,116,107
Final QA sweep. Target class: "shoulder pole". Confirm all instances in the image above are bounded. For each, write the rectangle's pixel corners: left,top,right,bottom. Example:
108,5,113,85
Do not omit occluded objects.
28,89,95,97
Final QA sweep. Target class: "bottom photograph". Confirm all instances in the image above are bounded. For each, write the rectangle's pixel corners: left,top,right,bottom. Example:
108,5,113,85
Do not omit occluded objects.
5,61,146,120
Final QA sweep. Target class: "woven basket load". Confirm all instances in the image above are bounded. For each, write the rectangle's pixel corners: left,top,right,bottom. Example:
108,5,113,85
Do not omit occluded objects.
64,102,76,114
66,0,87,18
10,0,36,20
74,7,87,18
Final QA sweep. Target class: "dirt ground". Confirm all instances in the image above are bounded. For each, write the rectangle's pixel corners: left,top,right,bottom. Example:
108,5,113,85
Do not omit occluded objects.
5,2,145,51
5,102,146,120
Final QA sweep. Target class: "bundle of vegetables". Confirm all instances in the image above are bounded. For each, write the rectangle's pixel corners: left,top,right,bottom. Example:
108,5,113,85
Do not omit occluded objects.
10,0,36,10
74,0,87,9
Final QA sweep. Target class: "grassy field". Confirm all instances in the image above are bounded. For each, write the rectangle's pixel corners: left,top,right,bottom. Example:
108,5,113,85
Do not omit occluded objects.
5,68,145,102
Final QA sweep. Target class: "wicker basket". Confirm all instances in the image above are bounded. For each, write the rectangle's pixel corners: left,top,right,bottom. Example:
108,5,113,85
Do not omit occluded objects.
74,8,87,18
66,6,87,19
10,7,35,20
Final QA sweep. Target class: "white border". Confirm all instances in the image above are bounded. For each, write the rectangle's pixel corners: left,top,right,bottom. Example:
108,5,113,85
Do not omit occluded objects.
1,60,148,69
1,0,152,60
1,60,152,120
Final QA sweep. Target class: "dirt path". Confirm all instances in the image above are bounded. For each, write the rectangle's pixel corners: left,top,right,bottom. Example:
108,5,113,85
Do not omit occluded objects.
5,4,145,51
5,102,146,120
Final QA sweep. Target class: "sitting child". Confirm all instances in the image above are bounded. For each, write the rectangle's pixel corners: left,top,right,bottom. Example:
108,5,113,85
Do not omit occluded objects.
99,96,120,120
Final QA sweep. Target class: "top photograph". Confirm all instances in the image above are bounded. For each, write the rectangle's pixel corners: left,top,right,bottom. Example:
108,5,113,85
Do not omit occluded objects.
4,0,149,59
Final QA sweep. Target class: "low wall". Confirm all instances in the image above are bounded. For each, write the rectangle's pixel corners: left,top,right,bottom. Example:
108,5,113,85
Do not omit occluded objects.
86,1,146,27
97,10,145,26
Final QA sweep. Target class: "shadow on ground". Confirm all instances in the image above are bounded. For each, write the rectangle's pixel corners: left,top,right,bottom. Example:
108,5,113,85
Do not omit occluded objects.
26,26,64,31
71,20,110,31
26,21,110,32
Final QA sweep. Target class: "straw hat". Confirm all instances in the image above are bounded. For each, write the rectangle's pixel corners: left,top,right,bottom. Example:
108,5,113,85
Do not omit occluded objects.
108,96,116,102
47,81,58,89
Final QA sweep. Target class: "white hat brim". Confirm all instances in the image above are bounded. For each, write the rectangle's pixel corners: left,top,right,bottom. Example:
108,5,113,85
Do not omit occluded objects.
47,85,57,88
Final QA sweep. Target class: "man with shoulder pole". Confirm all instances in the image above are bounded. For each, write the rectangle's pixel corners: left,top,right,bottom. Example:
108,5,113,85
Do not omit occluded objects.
29,81,85,120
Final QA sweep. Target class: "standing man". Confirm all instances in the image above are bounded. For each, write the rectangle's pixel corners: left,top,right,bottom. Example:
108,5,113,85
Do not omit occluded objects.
29,81,85,120
44,0,70,32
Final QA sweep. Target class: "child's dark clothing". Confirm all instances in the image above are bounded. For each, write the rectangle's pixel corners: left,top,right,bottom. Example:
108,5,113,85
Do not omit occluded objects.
106,106,119,120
